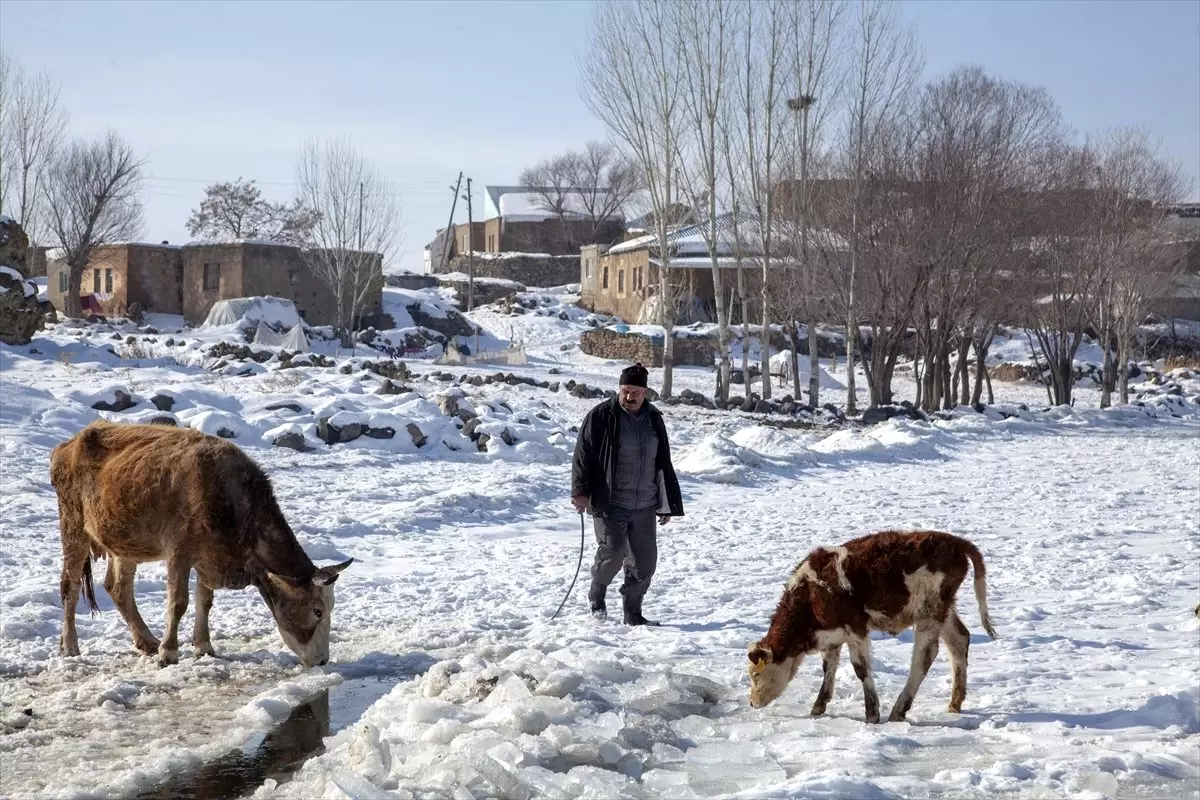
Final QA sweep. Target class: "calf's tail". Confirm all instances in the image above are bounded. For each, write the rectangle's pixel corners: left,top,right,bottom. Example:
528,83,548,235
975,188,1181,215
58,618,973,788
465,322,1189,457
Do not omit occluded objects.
82,556,99,616
964,541,997,639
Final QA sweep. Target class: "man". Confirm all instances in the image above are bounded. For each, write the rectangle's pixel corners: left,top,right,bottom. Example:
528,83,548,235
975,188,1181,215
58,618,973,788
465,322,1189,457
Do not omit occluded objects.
571,363,684,625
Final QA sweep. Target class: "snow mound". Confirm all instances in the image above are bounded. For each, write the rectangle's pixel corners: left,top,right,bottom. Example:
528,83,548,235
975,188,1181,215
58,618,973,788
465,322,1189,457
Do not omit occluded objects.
200,296,306,332
676,434,765,484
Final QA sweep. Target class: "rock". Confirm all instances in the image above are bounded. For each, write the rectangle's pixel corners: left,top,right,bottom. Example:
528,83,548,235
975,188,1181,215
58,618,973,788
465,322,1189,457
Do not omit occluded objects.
273,432,311,452
0,216,31,273
92,390,137,412
549,382,560,393
375,378,411,396
754,400,773,414
0,261,44,346
363,426,395,439
463,417,484,440
215,427,237,439
406,422,427,448
150,394,175,412
265,402,304,413
548,367,562,375
317,417,365,445
476,432,492,451
126,302,145,324
437,394,460,417
147,416,176,427
740,396,757,413
500,427,518,446
456,408,478,425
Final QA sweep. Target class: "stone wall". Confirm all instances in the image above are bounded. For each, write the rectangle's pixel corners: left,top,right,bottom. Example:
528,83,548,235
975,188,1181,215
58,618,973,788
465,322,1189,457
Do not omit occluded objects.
436,275,524,308
579,327,718,367
439,253,580,288
386,272,439,290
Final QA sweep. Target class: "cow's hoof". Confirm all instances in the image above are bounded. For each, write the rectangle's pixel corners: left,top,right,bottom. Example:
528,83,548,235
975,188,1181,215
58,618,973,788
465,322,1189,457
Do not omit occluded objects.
946,702,963,714
134,638,160,655
157,649,179,668
810,703,828,717
865,713,881,724
60,640,80,657
194,643,216,659
887,711,907,723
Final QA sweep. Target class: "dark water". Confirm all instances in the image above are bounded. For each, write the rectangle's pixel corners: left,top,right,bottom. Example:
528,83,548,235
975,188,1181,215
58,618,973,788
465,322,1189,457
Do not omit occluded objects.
134,677,396,800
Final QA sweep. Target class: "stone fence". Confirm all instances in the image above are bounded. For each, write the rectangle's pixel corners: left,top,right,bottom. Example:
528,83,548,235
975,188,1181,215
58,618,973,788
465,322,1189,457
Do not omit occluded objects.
440,254,580,288
579,327,718,367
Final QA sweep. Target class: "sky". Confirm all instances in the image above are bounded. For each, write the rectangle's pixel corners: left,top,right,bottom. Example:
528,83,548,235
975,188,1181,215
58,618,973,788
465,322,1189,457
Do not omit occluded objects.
1,0,1197,274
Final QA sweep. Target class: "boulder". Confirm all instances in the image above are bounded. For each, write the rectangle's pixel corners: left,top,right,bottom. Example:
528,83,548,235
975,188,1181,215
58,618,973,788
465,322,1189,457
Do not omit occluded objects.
437,394,460,417
150,394,175,412
363,426,395,439
500,427,518,446
317,417,365,445
92,390,137,412
406,422,427,448
265,402,305,413
273,432,311,452
0,217,43,345
476,432,492,451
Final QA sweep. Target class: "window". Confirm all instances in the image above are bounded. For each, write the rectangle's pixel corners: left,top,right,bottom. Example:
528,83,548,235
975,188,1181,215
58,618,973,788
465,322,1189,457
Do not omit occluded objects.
602,266,609,290
93,269,101,294
461,234,468,251
105,268,113,294
583,256,591,279
58,271,68,293
487,234,495,252
203,262,220,291
618,270,625,292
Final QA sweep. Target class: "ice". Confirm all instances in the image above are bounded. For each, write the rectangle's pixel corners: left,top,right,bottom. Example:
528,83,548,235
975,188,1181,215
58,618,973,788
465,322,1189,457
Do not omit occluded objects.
683,741,788,795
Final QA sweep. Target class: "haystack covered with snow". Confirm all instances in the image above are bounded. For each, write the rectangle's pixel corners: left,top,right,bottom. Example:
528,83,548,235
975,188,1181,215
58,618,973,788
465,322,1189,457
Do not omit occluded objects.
201,296,306,332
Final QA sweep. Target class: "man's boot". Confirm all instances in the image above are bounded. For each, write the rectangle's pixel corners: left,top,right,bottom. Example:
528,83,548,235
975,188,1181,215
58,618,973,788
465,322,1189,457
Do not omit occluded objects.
622,598,659,626
588,588,607,620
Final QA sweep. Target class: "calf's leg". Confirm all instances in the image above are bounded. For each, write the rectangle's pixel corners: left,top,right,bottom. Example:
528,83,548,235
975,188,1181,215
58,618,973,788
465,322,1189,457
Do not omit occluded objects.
105,557,159,655
193,582,216,658
810,646,841,717
58,529,90,657
158,559,191,667
888,621,941,722
941,609,970,713
847,636,880,723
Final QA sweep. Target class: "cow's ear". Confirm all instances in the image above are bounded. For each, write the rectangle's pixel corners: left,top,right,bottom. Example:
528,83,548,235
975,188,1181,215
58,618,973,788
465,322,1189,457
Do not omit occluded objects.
266,571,304,593
313,558,353,586
748,646,772,666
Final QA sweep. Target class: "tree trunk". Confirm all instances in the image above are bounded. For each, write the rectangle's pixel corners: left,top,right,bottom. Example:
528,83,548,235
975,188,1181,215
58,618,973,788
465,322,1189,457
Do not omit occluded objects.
1099,319,1114,409
807,317,820,406
789,323,802,401
760,255,772,401
66,261,85,318
662,326,675,399
940,343,953,411
1117,328,1131,405
737,266,749,398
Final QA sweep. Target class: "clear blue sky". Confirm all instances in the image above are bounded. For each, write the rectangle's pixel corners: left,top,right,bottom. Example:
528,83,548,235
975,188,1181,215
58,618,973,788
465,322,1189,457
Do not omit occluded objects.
2,0,1197,273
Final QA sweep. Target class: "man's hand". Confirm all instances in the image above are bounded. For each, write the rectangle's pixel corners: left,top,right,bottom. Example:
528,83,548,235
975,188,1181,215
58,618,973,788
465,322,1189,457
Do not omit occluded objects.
658,515,670,526
571,495,589,514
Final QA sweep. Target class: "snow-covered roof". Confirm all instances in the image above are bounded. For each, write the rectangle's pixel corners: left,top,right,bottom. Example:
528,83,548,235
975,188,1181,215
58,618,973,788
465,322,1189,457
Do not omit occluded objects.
484,185,624,223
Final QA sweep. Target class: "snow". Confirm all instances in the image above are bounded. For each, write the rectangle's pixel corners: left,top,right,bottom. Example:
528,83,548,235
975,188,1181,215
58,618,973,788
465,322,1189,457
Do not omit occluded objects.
1,291,1198,798
0,265,37,297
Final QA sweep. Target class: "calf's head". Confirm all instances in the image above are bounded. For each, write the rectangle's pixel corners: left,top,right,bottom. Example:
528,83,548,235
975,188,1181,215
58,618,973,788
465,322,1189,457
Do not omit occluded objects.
747,643,804,709
263,558,353,667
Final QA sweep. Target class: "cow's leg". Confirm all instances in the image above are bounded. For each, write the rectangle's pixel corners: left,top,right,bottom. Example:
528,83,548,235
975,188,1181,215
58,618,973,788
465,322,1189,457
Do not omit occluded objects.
105,557,159,655
847,636,880,723
193,581,216,658
810,645,842,717
158,559,191,667
888,621,941,722
942,609,970,713
58,524,89,657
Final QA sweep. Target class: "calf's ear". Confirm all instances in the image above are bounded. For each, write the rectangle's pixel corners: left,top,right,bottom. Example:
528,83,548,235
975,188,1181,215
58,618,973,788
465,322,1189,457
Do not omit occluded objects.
266,571,305,593
313,558,354,586
748,646,772,666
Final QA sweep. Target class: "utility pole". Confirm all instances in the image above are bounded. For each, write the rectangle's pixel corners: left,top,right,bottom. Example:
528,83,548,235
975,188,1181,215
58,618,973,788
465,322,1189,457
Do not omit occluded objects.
463,177,475,312
440,172,463,271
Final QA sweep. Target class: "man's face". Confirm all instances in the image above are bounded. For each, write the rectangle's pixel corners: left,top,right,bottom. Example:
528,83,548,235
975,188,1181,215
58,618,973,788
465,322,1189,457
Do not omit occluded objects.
619,384,647,412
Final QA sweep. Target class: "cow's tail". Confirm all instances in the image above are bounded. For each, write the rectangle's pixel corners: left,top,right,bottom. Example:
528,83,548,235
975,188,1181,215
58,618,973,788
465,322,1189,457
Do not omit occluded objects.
82,555,99,616
964,540,997,640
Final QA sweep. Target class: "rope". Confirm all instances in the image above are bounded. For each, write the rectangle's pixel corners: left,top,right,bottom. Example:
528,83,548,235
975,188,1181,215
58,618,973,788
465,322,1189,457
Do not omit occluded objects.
551,512,586,621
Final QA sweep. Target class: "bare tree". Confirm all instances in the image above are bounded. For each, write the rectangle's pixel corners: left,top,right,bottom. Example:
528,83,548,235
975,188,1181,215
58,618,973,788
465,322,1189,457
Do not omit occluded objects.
783,0,845,407
43,132,144,318
581,0,688,398
295,136,399,347
186,178,319,245
675,0,737,402
519,142,642,247
834,0,920,414
0,50,68,244
1089,128,1188,406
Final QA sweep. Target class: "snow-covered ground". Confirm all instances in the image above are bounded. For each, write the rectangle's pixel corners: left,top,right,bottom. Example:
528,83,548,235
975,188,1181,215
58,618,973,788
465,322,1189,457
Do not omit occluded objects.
1,287,1198,799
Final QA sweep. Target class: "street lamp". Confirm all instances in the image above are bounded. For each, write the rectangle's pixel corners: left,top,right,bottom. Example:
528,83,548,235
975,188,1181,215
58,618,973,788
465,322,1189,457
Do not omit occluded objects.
787,93,819,404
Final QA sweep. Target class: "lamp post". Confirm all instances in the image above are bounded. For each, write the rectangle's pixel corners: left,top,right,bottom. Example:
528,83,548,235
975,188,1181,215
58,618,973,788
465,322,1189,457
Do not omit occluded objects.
787,94,817,404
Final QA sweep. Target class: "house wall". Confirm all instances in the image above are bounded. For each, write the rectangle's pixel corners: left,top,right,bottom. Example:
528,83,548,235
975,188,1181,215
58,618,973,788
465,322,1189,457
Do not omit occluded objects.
582,249,652,321
126,245,184,315
182,244,245,324
484,218,502,253
500,218,623,256
453,222,486,255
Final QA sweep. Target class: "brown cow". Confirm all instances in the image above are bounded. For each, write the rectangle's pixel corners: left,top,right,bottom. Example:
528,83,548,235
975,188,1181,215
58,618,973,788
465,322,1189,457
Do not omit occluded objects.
50,420,352,667
747,530,996,723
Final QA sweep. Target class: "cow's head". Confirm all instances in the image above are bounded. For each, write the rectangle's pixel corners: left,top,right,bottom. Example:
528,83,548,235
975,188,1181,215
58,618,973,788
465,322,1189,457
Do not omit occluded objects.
263,558,353,667
747,642,803,709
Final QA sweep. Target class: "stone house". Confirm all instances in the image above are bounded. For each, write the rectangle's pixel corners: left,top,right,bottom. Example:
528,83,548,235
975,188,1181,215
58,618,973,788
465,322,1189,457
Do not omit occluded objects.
580,214,786,325
48,241,384,327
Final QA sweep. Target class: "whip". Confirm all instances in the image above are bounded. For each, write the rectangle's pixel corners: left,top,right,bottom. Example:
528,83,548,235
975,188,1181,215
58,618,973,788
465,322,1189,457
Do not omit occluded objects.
551,512,586,621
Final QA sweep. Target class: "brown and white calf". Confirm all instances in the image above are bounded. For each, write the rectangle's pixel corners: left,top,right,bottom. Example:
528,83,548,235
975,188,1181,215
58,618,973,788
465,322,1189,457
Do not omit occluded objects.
50,420,352,667
747,530,997,723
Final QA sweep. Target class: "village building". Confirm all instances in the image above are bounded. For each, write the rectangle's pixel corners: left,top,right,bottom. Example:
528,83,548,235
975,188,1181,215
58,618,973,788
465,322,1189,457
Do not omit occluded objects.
47,240,384,327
